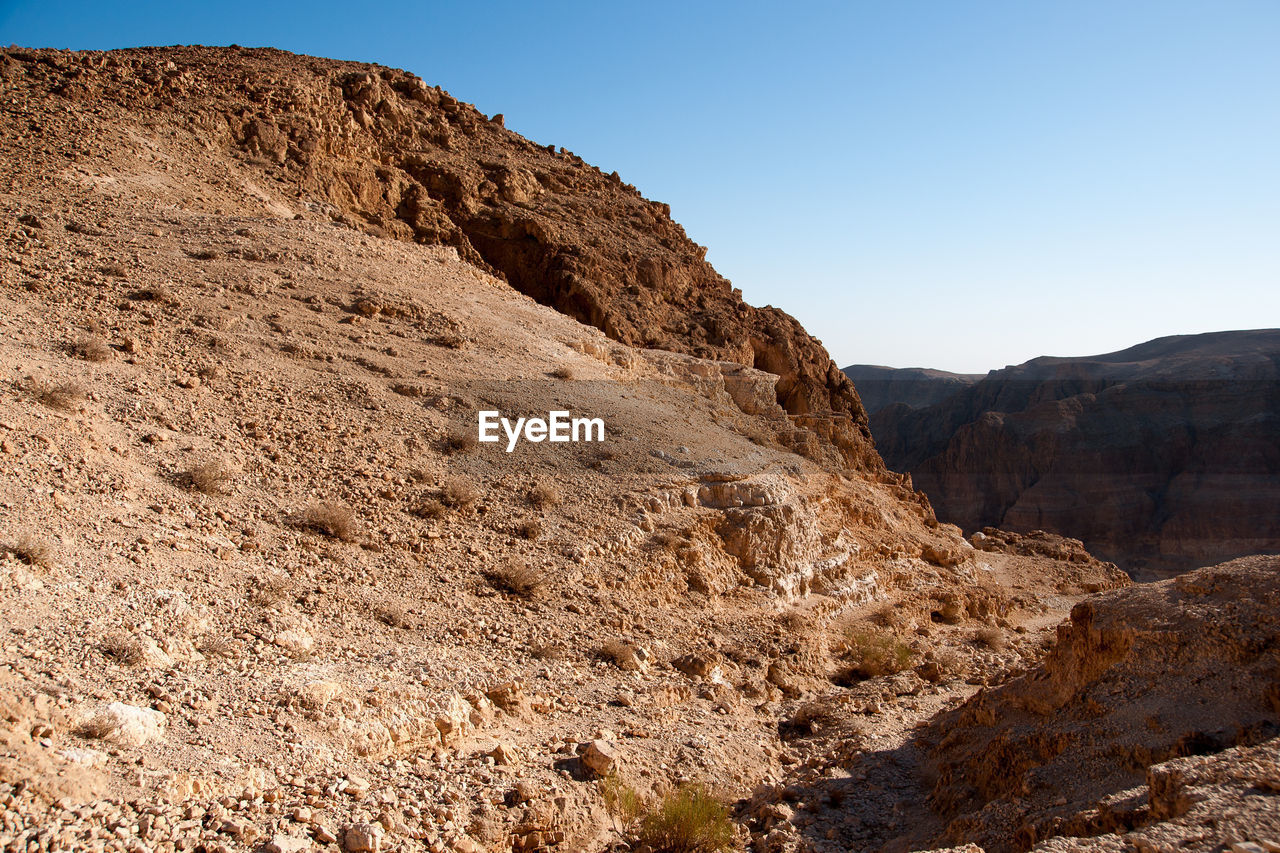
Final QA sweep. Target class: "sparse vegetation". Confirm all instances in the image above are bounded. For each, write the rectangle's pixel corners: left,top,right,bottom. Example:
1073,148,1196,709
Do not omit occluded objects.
301,501,358,541
485,558,544,599
413,497,447,519
76,335,112,362
528,482,560,509
100,632,144,666
442,427,477,454
6,533,53,568
375,602,412,628
134,282,176,304
598,638,638,669
838,627,914,680
187,458,235,495
249,572,290,607
975,625,1008,651
440,477,479,509
99,262,128,278
605,781,735,853
196,633,236,658
32,379,87,410
549,365,575,380
515,518,542,540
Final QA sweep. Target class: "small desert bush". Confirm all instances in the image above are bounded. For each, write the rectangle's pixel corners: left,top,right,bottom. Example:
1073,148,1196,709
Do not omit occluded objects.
515,518,542,540
598,638,637,669
375,602,413,628
485,559,544,599
528,483,560,509
76,335,112,362
33,379,87,411
250,572,290,607
839,627,914,680
187,458,235,495
974,625,1007,651
100,632,144,666
134,282,175,304
99,262,128,278
75,714,117,741
7,533,53,568
197,633,236,658
301,501,358,541
549,365,575,380
441,427,477,455
601,772,643,823
440,477,479,509
412,497,447,519
632,784,735,853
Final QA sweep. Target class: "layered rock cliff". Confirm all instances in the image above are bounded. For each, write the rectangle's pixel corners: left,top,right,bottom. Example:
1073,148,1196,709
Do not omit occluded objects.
856,331,1280,576
0,44,879,471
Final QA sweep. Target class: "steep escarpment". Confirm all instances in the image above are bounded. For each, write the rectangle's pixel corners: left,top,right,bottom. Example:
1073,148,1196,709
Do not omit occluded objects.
860,331,1280,576
843,364,981,413
925,555,1280,853
0,44,878,471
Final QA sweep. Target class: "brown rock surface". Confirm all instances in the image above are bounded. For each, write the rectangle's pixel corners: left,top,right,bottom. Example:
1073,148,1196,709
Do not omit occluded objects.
0,44,879,472
860,331,1280,576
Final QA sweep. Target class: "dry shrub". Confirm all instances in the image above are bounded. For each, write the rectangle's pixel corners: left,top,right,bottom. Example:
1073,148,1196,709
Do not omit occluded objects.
601,772,643,823
632,784,734,853
134,282,175,304
442,427,477,455
516,518,542,540
33,379,87,410
974,625,1007,651
598,638,637,669
783,702,836,739
549,365,575,380
441,477,479,509
528,483,560,509
76,335,112,362
301,501,358,542
7,533,53,568
197,633,235,658
187,458,235,495
485,559,544,599
531,642,563,661
100,632,144,666
412,497,447,519
839,627,914,680
375,602,413,628
187,248,221,261
99,262,128,278
249,573,289,607
75,714,117,741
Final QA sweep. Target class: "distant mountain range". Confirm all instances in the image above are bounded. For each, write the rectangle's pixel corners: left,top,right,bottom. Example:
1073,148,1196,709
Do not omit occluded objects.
846,330,1280,577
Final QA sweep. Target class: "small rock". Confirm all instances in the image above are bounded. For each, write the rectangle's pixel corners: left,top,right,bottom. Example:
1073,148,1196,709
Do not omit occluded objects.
343,823,383,853
265,834,313,853
580,739,618,776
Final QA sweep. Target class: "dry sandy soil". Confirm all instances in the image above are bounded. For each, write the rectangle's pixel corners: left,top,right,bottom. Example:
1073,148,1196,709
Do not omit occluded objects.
0,46,1276,853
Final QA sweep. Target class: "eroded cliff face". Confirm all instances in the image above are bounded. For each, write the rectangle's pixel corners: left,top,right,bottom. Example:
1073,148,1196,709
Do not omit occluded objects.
924,555,1280,853
0,45,880,472
862,331,1280,576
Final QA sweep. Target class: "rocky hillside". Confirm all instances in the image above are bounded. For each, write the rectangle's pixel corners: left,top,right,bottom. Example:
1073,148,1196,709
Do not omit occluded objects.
859,331,1280,577
0,44,1276,853
841,365,981,414
0,44,878,473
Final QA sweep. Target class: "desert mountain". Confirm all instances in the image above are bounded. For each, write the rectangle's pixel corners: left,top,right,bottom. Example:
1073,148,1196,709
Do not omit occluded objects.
841,366,981,414
1,45,1276,853
851,330,1280,578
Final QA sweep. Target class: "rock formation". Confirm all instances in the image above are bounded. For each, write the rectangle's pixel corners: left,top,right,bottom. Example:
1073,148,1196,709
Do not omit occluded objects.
0,44,878,471
843,364,980,413
854,330,1280,576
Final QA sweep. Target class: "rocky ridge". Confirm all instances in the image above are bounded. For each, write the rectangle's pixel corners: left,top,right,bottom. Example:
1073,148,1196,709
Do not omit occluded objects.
855,331,1280,577
0,44,1275,853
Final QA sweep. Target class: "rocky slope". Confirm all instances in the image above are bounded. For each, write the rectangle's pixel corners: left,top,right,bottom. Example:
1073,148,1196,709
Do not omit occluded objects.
841,365,980,414
858,331,1280,577
0,44,877,473
0,44,1274,853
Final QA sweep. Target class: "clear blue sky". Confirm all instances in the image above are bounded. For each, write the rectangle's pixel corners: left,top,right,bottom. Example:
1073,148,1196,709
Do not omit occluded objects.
4,1,1277,372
